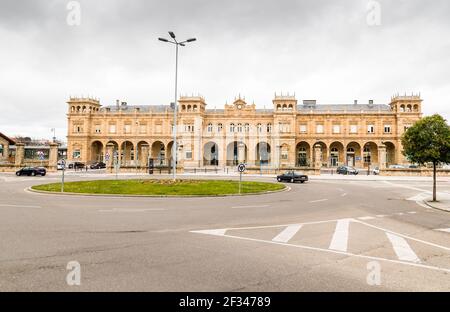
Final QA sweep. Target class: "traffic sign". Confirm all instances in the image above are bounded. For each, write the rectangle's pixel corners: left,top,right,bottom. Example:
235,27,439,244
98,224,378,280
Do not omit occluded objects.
237,163,246,173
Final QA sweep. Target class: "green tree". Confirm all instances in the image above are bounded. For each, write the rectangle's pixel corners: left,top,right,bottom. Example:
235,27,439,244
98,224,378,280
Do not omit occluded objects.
402,114,450,201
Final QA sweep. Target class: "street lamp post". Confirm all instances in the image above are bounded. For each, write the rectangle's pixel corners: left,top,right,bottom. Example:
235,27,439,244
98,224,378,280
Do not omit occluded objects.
159,32,196,180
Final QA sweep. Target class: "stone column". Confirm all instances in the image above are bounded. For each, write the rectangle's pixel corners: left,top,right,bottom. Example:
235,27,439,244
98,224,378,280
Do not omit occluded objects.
238,141,245,163
3,144,9,162
48,143,58,172
140,144,149,168
378,145,387,169
314,144,322,169
15,143,25,167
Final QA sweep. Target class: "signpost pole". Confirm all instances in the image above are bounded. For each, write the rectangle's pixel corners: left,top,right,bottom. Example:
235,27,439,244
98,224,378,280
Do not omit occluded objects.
61,159,65,193
237,163,246,195
239,171,242,195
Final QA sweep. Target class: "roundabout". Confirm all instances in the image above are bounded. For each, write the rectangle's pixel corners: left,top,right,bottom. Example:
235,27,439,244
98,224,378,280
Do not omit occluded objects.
1,172,450,291
30,179,286,197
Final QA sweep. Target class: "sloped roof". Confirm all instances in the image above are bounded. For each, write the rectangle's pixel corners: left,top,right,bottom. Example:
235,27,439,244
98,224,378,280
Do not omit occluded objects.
297,104,391,112
0,132,15,145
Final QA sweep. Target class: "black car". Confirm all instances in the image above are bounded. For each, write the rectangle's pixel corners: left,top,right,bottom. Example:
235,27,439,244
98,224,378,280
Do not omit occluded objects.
68,162,85,169
16,167,46,176
276,171,308,183
90,162,106,169
337,166,359,175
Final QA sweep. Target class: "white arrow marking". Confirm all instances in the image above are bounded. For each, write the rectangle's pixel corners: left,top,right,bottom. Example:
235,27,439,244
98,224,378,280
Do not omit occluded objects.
435,228,450,233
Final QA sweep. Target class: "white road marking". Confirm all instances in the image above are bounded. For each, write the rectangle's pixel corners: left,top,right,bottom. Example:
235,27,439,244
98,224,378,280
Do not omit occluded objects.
435,228,450,233
386,232,421,263
376,215,387,218
98,208,166,212
395,212,405,216
341,193,347,197
407,211,417,214
309,199,329,203
0,204,41,209
191,228,450,274
358,216,375,220
191,229,227,236
329,219,351,252
272,225,303,243
357,220,450,252
231,205,269,209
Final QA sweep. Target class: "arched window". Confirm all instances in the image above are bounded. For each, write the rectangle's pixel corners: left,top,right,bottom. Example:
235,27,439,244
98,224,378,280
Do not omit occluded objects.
257,123,262,133
217,123,223,132
413,104,419,112
230,123,235,132
244,123,250,132
207,123,213,132
193,105,198,111
237,123,243,133
347,147,355,153
267,123,272,133
406,105,412,112
288,104,293,110
277,104,281,110
400,105,405,112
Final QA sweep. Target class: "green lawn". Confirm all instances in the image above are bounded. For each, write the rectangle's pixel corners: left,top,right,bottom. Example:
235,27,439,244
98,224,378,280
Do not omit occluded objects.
31,179,285,196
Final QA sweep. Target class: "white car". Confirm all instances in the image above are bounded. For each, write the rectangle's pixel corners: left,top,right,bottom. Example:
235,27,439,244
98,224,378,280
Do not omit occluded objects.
372,167,380,175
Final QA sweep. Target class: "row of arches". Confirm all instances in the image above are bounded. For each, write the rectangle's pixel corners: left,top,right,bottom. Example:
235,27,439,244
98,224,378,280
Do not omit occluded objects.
399,104,419,112
88,140,397,168
70,106,100,113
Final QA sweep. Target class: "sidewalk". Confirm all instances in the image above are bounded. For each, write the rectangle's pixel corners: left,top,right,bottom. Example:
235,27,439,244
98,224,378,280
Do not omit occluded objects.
423,193,450,212
28,171,450,183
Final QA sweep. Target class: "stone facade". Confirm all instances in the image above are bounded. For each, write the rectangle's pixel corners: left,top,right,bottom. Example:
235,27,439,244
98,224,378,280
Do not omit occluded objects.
0,132,15,163
66,94,423,170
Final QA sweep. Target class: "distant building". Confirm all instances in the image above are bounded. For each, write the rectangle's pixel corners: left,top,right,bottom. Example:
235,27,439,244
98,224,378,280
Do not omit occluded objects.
66,94,423,169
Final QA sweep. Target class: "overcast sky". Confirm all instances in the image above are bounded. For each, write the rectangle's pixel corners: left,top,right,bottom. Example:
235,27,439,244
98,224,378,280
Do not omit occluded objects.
1,0,449,141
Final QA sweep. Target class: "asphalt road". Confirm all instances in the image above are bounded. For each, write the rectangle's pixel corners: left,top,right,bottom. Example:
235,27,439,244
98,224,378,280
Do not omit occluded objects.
0,172,449,291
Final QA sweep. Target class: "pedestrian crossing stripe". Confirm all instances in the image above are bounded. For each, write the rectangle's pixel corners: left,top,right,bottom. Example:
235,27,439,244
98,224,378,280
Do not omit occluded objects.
191,218,450,274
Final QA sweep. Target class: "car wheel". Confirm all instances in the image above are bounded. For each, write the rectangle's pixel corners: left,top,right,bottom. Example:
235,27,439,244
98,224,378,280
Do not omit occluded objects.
290,178,294,183
41,173,46,176
16,172,21,176
277,178,281,182
31,171,36,176
300,181,305,184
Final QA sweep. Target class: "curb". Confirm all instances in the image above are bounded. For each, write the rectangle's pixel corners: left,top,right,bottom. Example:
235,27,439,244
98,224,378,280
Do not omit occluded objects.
421,200,450,213
26,184,291,199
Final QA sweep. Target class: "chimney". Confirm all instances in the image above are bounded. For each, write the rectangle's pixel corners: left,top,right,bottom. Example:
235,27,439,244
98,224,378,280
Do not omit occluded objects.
369,100,374,105
116,99,120,109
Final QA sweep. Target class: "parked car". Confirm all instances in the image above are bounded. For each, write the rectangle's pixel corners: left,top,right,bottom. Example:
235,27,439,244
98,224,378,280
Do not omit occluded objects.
336,166,359,175
372,167,380,175
276,171,309,183
389,164,407,169
16,167,46,176
68,162,85,169
90,162,106,169
408,164,419,169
